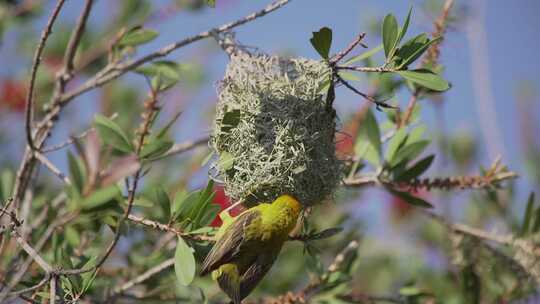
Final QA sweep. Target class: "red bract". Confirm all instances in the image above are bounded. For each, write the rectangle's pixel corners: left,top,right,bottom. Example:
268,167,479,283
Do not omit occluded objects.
335,106,368,157
0,79,27,113
389,190,429,220
210,185,243,227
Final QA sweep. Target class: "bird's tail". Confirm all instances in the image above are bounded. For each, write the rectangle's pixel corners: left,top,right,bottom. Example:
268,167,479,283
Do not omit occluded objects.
213,263,242,304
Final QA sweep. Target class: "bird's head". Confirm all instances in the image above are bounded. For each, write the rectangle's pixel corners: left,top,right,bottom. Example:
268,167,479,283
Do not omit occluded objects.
273,194,302,217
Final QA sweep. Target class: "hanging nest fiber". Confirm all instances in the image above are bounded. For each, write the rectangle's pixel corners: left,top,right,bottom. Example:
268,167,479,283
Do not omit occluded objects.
210,46,342,207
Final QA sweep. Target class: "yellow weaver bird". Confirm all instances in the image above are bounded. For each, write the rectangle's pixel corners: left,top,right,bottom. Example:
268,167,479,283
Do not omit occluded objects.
200,194,302,304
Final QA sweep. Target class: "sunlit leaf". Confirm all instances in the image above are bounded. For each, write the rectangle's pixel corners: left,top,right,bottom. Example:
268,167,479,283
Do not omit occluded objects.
118,27,158,47
397,69,449,91
382,14,398,59
174,237,196,286
343,44,383,65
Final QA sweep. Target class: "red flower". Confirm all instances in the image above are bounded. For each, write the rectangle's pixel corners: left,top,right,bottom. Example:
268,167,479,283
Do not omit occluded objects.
210,185,243,227
0,79,27,113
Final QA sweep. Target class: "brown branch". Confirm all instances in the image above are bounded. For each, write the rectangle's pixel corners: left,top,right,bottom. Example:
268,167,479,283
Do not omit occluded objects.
336,75,396,110
62,0,94,75
12,229,53,273
0,211,74,302
12,0,93,211
33,151,71,185
58,0,292,105
336,65,396,73
11,0,292,212
261,240,360,304
344,158,517,191
329,33,367,64
24,0,66,151
154,136,209,160
49,275,57,304
127,214,214,242
337,293,404,304
5,275,50,299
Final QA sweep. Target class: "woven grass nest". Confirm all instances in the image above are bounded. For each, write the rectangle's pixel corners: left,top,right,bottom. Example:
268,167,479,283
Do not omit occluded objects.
210,49,342,207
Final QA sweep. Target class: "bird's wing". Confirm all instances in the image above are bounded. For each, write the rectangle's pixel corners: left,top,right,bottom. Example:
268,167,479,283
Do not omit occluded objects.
239,245,281,299
200,209,261,275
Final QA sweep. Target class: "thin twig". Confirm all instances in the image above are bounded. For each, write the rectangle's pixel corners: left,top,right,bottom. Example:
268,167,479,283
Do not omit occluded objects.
127,214,214,242
6,275,51,298
33,151,71,185
41,129,91,153
13,229,53,273
336,65,395,73
336,75,396,110
329,33,367,64
112,258,175,295
62,0,94,74
58,0,292,105
337,293,404,303
156,136,210,160
50,275,57,304
24,0,66,151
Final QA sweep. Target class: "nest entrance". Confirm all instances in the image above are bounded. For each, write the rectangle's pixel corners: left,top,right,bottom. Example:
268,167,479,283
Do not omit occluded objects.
211,51,342,207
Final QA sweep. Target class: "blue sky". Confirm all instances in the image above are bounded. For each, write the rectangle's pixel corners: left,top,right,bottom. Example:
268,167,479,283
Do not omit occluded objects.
2,0,539,222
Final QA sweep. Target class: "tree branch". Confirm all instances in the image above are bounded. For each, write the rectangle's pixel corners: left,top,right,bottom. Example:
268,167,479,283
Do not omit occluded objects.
24,0,66,151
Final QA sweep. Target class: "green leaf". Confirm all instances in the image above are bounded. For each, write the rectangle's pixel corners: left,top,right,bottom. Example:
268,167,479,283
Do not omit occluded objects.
172,190,194,221
67,151,85,193
354,109,381,166
205,0,216,7
94,114,133,153
520,192,535,236
135,60,182,91
81,185,122,210
191,180,216,227
156,112,182,139
199,203,221,227
221,109,241,133
153,187,170,220
408,124,426,143
397,69,449,91
80,257,98,293
343,44,383,65
218,151,234,171
174,237,196,286
396,7,413,48
397,36,442,69
140,138,173,159
64,226,80,248
390,140,430,167
382,14,399,59
532,207,540,233
385,128,408,162
389,189,433,208
396,154,435,181
310,27,332,59
118,27,158,47
309,227,343,240
0,169,14,202
337,71,361,81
